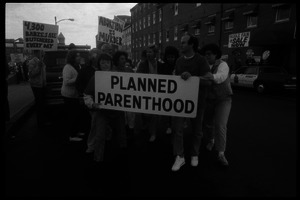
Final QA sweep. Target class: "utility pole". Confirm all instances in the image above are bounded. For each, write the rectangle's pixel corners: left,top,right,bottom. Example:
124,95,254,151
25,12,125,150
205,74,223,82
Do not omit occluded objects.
219,3,223,48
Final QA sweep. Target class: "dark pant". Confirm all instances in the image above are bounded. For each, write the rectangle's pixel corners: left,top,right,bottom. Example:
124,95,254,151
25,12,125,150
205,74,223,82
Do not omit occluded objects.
63,97,80,138
31,86,47,127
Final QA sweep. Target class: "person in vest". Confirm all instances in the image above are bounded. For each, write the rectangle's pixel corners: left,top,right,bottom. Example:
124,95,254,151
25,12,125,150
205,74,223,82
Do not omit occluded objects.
28,50,47,129
200,43,233,167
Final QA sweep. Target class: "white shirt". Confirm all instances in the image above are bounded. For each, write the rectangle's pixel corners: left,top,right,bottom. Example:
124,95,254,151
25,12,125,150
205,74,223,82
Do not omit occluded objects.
209,61,229,84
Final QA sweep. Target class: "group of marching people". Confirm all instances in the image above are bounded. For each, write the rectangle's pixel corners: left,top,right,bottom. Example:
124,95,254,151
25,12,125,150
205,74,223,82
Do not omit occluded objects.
60,32,233,172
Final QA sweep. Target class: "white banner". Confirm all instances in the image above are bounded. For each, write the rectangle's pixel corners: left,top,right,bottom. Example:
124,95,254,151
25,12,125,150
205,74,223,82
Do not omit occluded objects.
98,16,123,46
228,32,250,48
23,20,58,51
95,71,200,118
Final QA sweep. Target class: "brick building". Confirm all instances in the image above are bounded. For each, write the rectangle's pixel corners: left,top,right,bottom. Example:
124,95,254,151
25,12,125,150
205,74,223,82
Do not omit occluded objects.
130,3,296,75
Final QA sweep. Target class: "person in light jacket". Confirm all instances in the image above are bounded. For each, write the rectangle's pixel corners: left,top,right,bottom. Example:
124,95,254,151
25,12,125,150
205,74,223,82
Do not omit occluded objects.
61,50,83,142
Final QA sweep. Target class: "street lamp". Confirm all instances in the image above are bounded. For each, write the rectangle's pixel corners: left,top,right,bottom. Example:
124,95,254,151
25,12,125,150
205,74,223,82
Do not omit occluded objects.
55,16,75,25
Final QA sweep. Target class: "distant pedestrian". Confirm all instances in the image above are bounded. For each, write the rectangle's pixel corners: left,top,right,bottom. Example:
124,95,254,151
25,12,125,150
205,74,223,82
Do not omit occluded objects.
4,58,10,122
22,59,29,81
171,33,212,171
61,50,83,142
201,43,233,167
84,53,126,162
136,49,147,72
28,50,47,129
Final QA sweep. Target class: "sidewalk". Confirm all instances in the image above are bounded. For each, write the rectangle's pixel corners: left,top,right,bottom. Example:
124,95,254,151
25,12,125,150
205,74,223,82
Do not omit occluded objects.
5,81,35,134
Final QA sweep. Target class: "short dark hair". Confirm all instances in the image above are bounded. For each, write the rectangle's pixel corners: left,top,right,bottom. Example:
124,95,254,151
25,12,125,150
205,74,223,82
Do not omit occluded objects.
147,44,158,54
200,43,222,59
66,49,79,66
163,46,179,62
97,53,112,70
113,51,128,66
185,33,199,52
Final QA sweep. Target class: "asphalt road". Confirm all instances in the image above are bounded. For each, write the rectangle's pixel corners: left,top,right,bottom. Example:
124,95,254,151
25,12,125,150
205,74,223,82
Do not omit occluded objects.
4,89,297,197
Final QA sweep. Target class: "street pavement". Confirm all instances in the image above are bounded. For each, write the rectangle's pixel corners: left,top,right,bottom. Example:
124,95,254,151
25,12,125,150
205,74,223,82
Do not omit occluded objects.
4,88,297,197
5,81,35,135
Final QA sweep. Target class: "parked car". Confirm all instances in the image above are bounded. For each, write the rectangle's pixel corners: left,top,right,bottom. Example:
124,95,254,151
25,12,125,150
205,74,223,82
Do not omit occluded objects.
43,49,90,106
230,65,296,94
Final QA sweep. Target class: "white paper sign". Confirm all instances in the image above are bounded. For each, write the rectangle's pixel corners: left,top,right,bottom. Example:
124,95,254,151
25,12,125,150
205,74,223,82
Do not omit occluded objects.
23,21,58,51
95,71,200,118
228,32,250,48
98,16,123,46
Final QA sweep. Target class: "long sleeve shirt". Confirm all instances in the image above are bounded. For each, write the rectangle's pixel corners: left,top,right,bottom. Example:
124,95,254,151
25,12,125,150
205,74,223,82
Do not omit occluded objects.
209,61,230,84
61,64,79,98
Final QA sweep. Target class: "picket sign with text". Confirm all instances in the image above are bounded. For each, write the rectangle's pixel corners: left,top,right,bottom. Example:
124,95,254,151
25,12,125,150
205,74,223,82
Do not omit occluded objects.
23,20,58,51
95,71,200,118
228,32,250,48
98,16,123,47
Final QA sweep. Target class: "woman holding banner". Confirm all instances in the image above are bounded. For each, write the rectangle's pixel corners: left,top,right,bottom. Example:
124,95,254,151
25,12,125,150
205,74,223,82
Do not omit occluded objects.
84,53,127,163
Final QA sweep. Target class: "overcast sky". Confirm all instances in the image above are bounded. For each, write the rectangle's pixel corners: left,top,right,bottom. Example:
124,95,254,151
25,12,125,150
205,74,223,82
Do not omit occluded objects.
5,3,137,49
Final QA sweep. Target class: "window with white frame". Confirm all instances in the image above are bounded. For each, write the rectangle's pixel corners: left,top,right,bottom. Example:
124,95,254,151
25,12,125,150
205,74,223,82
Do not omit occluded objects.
196,3,201,7
247,15,258,28
159,31,162,43
166,30,169,42
144,35,146,46
174,26,178,41
153,33,156,44
153,12,156,24
208,24,215,33
148,14,150,26
275,6,290,22
159,9,162,22
224,20,234,30
143,17,146,29
174,3,178,16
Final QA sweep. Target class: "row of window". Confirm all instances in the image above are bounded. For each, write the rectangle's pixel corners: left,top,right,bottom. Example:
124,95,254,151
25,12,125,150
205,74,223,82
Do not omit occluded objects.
132,5,291,37
132,9,162,33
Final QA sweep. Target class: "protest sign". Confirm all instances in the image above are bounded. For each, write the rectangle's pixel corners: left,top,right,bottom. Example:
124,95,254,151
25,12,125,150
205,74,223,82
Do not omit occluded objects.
228,32,250,48
95,71,200,118
10,53,24,63
98,16,123,46
23,20,58,51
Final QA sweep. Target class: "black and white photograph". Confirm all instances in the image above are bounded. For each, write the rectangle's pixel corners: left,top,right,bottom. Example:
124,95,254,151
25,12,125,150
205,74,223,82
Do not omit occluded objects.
4,3,297,198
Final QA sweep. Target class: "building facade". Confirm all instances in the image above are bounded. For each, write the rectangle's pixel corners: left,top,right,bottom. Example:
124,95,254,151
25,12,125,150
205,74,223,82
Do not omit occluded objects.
130,3,296,75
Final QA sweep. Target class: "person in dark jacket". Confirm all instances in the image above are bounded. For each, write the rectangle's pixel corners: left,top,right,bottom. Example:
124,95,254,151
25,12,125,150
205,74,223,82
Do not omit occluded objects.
135,45,164,142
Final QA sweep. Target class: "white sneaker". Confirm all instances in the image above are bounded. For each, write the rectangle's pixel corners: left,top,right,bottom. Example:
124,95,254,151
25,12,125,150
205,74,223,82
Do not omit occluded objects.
166,128,172,134
191,156,198,167
69,137,83,142
149,134,156,142
171,156,185,171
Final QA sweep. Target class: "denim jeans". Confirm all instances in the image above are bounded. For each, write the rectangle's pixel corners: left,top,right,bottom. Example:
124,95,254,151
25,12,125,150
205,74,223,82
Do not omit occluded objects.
93,110,127,162
172,95,206,157
203,96,232,152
